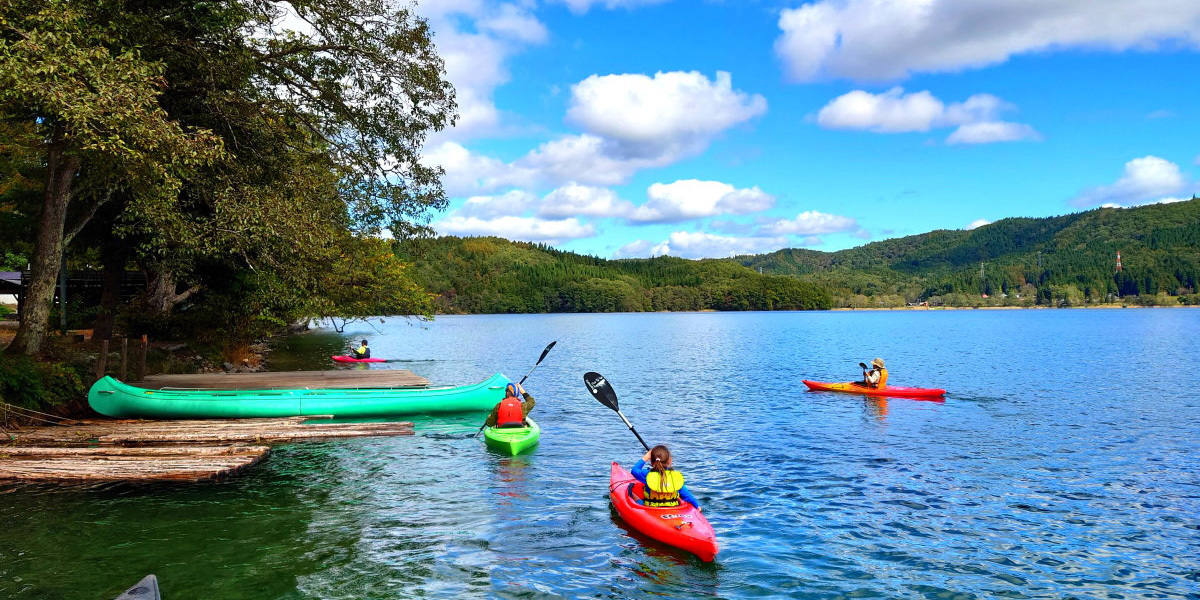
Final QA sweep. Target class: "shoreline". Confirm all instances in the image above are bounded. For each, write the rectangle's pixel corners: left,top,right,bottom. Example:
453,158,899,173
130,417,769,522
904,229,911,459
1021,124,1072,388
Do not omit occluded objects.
831,304,1198,311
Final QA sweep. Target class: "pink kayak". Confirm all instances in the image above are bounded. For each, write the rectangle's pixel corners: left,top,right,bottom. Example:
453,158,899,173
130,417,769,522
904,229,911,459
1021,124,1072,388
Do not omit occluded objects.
331,355,386,363
802,380,946,398
608,462,718,562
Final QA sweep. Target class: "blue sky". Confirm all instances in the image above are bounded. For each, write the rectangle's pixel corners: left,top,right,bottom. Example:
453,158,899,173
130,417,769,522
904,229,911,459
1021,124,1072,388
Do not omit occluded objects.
410,0,1200,258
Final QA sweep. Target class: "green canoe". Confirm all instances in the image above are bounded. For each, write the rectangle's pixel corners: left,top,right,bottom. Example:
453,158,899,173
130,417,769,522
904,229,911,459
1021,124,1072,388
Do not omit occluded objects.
483,417,540,455
89,373,510,419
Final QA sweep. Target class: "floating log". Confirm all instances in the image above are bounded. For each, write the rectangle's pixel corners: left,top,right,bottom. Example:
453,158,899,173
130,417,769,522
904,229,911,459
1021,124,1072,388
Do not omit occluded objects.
5,417,414,446
138,369,429,390
0,445,269,482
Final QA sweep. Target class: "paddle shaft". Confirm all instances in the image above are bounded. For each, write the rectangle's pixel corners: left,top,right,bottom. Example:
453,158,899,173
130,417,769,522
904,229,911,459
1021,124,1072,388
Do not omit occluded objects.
615,408,651,451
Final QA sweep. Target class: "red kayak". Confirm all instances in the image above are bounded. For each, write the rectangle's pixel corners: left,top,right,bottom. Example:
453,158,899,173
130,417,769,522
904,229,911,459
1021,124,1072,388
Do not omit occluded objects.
331,355,386,363
802,380,946,398
608,462,718,562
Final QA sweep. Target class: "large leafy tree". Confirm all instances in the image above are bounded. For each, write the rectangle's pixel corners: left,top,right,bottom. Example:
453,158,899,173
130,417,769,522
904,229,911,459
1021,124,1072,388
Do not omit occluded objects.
1,0,456,354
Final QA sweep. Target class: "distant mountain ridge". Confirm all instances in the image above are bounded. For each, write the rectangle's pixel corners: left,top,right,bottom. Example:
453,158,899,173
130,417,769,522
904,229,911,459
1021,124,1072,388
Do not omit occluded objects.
736,198,1200,307
397,199,1200,312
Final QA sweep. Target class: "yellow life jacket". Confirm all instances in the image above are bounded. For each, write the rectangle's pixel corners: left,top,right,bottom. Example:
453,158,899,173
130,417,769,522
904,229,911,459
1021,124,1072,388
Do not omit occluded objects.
876,368,888,389
644,470,685,507
355,344,367,356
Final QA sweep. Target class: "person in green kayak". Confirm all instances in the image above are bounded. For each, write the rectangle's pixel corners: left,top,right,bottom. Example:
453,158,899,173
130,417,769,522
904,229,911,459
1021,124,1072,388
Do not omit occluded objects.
350,340,370,359
484,382,536,428
631,445,702,511
860,357,888,389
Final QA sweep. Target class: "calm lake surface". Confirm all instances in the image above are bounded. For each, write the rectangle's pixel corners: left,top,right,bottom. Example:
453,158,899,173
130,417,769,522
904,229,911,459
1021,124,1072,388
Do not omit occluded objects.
3,310,1199,599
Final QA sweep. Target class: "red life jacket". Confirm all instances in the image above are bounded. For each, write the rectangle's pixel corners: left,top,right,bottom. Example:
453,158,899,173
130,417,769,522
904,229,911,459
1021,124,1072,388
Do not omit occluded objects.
496,396,524,427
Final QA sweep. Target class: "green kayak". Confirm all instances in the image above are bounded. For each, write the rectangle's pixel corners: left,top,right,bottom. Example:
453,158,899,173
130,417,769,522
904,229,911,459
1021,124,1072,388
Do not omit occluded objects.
89,373,510,419
483,417,540,455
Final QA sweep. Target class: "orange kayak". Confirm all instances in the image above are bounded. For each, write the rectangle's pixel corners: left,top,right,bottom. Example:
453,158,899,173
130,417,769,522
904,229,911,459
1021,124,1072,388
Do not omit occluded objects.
802,380,946,398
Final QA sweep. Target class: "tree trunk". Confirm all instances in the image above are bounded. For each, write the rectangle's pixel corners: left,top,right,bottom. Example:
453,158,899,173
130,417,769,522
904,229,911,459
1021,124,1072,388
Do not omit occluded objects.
91,238,128,340
143,268,200,317
6,126,79,356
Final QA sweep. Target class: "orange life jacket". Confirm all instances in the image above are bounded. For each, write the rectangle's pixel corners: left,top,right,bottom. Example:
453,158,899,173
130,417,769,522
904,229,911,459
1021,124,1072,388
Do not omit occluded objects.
496,396,524,427
875,368,888,389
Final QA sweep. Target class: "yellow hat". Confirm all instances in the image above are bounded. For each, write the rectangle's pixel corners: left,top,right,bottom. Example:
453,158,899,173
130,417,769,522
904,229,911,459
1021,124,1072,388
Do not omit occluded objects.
871,358,885,369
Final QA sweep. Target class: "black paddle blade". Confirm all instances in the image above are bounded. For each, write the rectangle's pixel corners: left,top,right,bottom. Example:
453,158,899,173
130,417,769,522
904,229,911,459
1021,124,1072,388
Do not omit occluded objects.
858,362,868,370
583,371,619,411
537,341,557,364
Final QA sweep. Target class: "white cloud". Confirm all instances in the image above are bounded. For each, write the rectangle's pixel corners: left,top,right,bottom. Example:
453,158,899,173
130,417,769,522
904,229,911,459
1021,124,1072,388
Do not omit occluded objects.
550,0,671,15
433,215,595,243
759,211,859,235
517,134,672,186
539,183,634,218
945,122,1040,145
1070,156,1189,207
421,141,539,195
417,2,547,142
568,71,767,150
816,87,1039,143
817,88,944,132
618,231,789,259
456,190,537,219
966,218,992,230
776,0,1200,82
628,179,775,223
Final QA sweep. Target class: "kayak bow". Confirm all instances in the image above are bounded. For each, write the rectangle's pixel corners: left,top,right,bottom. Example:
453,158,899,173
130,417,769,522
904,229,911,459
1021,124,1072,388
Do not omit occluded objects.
331,355,386,363
802,380,946,398
608,462,718,562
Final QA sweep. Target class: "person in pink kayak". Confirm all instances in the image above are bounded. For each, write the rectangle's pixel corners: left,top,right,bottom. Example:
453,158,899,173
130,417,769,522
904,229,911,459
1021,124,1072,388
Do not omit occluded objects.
631,444,702,511
350,340,370,359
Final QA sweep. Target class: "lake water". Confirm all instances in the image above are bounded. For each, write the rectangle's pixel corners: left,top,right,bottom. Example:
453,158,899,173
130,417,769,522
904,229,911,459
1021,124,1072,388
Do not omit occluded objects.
3,310,1198,599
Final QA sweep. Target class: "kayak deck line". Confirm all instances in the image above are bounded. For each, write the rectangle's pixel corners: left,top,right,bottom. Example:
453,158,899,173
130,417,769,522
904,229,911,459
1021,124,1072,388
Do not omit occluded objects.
1,416,415,482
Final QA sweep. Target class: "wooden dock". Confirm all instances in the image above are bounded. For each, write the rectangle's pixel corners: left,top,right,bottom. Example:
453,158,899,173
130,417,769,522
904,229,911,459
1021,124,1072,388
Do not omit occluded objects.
138,369,429,390
1,416,414,482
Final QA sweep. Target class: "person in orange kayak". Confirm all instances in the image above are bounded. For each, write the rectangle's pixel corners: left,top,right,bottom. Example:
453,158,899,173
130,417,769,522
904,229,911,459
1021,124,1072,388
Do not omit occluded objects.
630,444,702,511
350,340,370,359
484,382,536,428
861,357,888,389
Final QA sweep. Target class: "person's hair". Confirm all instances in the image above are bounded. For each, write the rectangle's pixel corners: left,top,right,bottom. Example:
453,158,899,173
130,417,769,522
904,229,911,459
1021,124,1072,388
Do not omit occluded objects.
649,444,672,490
360,340,368,345
505,383,518,397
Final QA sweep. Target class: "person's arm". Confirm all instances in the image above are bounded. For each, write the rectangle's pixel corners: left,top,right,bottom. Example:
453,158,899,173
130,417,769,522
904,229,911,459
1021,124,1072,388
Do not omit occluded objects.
484,405,499,428
630,458,650,483
521,393,536,417
678,484,701,510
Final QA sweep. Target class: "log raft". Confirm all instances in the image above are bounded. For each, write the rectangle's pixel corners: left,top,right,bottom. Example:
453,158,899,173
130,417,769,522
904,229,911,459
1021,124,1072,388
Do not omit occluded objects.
1,416,414,482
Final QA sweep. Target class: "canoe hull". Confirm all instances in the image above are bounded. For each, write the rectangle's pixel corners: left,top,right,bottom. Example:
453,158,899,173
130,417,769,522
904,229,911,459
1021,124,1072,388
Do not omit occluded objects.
483,417,540,455
89,374,511,419
331,355,386,363
608,462,718,562
802,379,946,398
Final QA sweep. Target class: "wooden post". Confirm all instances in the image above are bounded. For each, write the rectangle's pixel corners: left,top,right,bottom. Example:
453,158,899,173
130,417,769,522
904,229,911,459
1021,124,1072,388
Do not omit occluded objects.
119,337,128,381
96,339,109,382
137,335,148,381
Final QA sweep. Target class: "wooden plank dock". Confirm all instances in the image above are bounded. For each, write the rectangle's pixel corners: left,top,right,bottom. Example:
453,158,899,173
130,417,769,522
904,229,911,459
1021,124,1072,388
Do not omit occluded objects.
0,445,269,482
138,369,430,390
0,416,415,482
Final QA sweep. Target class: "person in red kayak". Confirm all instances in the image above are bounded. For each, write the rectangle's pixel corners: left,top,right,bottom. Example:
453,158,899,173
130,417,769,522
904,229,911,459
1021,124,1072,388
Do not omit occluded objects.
484,382,536,428
350,340,370,359
860,357,888,389
631,445,702,511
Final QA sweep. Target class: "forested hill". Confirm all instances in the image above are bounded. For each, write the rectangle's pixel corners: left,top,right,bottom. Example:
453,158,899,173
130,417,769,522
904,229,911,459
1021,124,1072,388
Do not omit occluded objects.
737,198,1200,307
396,237,832,313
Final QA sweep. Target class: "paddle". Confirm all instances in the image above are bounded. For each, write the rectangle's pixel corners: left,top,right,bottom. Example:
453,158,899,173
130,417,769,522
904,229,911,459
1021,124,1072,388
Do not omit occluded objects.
583,371,650,452
475,341,557,437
